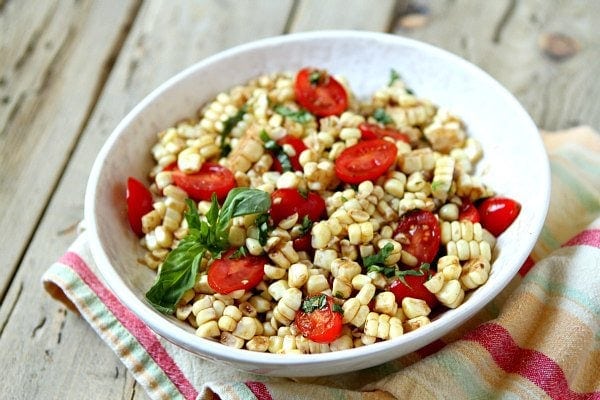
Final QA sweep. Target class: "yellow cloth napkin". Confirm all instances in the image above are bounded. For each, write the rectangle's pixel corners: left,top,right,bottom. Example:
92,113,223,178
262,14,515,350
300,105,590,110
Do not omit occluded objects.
43,127,600,400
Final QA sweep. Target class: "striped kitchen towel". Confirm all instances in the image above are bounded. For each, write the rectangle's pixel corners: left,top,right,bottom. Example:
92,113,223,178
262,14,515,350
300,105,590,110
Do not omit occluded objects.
42,127,600,400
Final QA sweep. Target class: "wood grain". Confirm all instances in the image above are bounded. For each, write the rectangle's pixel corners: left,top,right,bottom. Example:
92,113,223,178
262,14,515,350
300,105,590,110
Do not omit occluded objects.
393,0,600,131
0,0,141,299
0,1,293,399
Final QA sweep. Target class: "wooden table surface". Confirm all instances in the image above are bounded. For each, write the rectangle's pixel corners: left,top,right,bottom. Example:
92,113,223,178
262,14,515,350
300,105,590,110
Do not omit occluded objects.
1,1,598,398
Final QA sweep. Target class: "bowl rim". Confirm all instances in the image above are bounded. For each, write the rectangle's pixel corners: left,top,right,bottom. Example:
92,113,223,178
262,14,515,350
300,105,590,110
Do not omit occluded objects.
85,30,550,371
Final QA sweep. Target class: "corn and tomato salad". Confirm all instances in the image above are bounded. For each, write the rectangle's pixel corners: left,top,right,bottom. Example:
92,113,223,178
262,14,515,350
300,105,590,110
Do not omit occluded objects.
125,67,521,354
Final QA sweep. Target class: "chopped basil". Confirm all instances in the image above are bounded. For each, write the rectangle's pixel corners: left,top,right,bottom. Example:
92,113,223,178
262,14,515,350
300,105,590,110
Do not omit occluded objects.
145,188,270,314
274,105,314,124
396,263,431,286
309,70,322,85
388,69,401,86
373,108,393,125
301,294,328,313
260,129,293,172
363,242,395,270
219,104,247,155
299,215,313,236
229,246,248,259
332,303,344,314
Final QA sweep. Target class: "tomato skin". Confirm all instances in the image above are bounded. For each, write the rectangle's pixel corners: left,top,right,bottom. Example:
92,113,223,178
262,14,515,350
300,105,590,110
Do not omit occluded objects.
207,249,267,294
335,139,397,184
271,135,308,172
294,296,343,343
478,197,521,236
394,210,441,264
359,123,410,143
270,189,326,224
388,273,438,309
293,234,312,252
294,67,348,117
170,162,236,203
458,198,480,223
126,177,154,236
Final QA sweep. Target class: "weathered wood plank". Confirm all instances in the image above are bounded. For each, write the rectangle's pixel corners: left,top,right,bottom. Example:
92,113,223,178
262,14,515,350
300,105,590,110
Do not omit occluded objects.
0,1,293,399
0,0,141,298
289,0,397,32
392,0,600,131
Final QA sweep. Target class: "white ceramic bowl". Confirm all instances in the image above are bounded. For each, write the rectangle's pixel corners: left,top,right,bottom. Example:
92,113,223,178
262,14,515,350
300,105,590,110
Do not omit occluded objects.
85,30,550,377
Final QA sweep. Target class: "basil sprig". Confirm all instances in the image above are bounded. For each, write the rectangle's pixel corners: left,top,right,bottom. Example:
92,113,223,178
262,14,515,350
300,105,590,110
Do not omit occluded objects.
145,188,270,314
219,104,247,156
274,105,314,124
260,130,293,172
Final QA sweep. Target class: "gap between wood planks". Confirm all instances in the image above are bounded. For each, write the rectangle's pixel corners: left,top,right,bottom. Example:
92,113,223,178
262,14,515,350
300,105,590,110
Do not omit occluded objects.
0,1,143,310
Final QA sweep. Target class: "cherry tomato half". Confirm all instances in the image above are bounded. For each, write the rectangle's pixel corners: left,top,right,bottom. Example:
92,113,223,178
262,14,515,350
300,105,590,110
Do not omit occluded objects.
388,273,438,309
126,177,154,236
207,249,267,294
293,234,312,253
359,123,410,143
335,139,397,184
294,67,348,117
394,210,441,264
295,296,343,343
272,135,308,172
458,198,480,223
478,197,521,236
171,162,235,203
270,188,326,224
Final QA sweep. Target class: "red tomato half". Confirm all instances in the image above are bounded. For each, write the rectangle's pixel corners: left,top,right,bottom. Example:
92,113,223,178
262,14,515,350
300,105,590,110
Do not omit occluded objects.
294,67,348,117
293,234,312,253
126,177,154,236
335,139,397,184
359,123,410,143
295,296,343,343
458,198,480,223
270,188,326,224
272,135,308,172
394,210,441,264
171,162,235,203
478,197,521,236
388,273,438,309
207,250,267,294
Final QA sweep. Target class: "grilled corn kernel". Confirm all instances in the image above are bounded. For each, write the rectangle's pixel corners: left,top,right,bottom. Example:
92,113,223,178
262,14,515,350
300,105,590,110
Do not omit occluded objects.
306,274,330,295
246,336,270,352
373,292,398,316
423,272,444,294
401,297,431,319
436,279,464,308
220,332,244,348
402,316,431,332
196,320,220,338
232,316,258,340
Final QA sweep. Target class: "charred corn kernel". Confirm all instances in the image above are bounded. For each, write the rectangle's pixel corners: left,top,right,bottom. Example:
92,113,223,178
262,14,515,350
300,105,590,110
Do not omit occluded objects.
162,207,183,232
406,172,427,193
402,297,431,319
374,292,398,316
222,305,242,321
377,239,402,265
439,203,459,221
389,317,404,338
423,272,444,294
461,256,491,289
212,299,227,316
163,184,187,202
329,335,354,351
194,274,215,295
361,334,377,345
178,289,195,306
359,245,375,259
262,321,276,336
367,270,388,289
468,240,481,259
403,316,431,332
238,301,257,318
278,213,299,230
288,263,309,288
143,252,161,270
196,308,218,326
356,283,376,305
268,336,284,354
340,240,358,260
431,155,455,201
176,304,193,321
269,250,291,269
351,274,373,290
165,196,186,214
364,312,379,338
306,274,330,295
400,250,418,267
245,237,263,256
331,258,362,281
436,280,464,308
191,295,213,315
213,293,235,305
311,221,332,249
196,320,220,338
153,201,167,217
332,277,353,299
232,316,257,340
220,332,244,348
440,258,462,280
218,315,238,332
264,264,286,280
313,249,338,270
246,336,269,352
248,296,271,313
348,209,370,223
142,210,162,234
228,225,246,247
347,221,373,244
153,226,172,248
267,280,289,301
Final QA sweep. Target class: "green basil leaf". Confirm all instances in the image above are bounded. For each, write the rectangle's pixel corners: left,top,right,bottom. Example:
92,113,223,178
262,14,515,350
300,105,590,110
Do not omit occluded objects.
363,242,395,269
389,68,401,86
255,212,271,246
301,294,328,313
299,215,313,236
217,188,271,234
373,108,393,125
309,70,322,85
274,105,314,124
332,303,343,314
219,104,247,153
184,199,201,230
145,240,205,314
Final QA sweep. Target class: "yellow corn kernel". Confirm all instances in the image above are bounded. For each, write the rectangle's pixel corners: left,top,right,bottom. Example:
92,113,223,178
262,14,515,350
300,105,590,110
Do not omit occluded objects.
460,256,491,289
403,316,431,332
423,272,444,294
288,263,309,288
246,336,269,352
402,297,431,319
196,308,218,326
331,258,362,281
373,292,398,316
232,316,258,340
267,280,289,301
332,277,353,299
439,203,459,221
306,274,330,295
436,280,464,308
218,315,238,332
329,335,354,351
142,210,162,234
220,331,244,349
196,320,220,338
351,274,372,290
356,283,376,305
311,221,332,249
389,317,404,338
